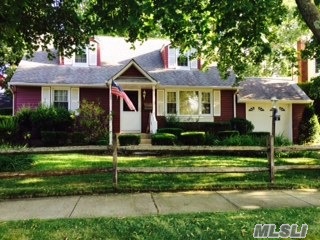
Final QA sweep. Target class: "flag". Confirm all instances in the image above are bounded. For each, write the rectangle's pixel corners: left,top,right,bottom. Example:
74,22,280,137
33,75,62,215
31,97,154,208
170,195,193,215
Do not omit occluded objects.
111,80,136,111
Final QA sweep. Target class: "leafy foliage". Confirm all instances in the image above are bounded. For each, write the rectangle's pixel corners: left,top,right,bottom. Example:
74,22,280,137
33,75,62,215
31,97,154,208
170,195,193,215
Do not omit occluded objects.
0,155,34,172
152,133,177,145
230,118,254,135
298,105,320,144
74,100,109,144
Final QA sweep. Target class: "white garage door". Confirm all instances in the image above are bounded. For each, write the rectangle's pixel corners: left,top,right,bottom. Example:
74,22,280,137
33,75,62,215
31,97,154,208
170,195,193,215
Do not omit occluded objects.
246,103,292,141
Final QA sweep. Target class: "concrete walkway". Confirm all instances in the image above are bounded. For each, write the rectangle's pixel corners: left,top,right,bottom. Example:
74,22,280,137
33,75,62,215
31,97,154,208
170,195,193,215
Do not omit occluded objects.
1,189,320,221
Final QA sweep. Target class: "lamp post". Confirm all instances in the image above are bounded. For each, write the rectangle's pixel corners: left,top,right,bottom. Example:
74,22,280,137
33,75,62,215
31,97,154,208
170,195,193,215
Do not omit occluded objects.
269,96,278,184
271,96,278,138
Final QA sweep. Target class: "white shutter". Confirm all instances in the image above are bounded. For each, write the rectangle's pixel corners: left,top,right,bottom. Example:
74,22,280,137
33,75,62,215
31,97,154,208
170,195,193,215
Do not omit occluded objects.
41,87,51,107
213,90,221,116
157,90,165,116
70,87,80,112
88,42,97,66
168,46,176,68
190,48,198,69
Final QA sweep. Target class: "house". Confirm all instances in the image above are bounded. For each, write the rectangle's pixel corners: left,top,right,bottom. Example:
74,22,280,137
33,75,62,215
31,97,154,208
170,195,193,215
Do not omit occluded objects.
9,36,311,143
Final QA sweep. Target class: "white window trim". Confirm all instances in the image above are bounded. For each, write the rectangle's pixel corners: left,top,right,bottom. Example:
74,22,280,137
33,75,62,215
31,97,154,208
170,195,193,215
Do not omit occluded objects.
51,87,71,110
74,47,89,67
168,46,198,70
165,89,213,118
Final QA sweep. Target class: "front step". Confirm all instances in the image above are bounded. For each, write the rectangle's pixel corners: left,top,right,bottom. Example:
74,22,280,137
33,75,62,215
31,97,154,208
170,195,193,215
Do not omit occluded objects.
139,133,152,146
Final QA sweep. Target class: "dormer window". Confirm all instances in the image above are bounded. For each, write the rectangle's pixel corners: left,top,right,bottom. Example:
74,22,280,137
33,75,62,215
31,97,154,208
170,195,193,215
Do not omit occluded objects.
168,45,198,70
75,49,87,64
63,41,98,66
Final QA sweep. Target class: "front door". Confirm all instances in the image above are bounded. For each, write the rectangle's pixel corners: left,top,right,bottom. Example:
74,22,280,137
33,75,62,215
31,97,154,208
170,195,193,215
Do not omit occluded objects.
120,90,141,133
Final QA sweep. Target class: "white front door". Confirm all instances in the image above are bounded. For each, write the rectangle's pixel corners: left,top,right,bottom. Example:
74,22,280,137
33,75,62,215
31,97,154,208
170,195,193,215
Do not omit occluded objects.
120,90,141,133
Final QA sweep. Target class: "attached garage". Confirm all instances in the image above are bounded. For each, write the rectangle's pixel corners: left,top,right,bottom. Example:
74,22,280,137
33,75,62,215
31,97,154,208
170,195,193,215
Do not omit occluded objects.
238,78,312,143
245,102,292,140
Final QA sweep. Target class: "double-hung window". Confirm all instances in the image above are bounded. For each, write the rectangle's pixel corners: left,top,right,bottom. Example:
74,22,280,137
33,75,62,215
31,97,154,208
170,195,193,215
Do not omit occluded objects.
74,48,88,66
53,90,68,109
167,92,177,114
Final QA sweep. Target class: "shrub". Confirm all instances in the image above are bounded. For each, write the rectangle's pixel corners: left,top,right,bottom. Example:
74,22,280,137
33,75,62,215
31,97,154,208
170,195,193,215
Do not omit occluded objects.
298,105,320,144
204,122,231,135
180,131,206,145
152,133,177,145
230,118,254,135
75,100,109,144
157,128,183,137
0,116,17,144
15,107,33,142
275,134,292,146
41,131,69,146
0,155,34,172
217,130,239,140
69,132,87,145
118,134,141,146
165,115,182,128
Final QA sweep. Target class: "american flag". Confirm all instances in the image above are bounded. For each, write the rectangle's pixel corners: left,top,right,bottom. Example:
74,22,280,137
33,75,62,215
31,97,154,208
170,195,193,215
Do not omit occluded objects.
111,80,136,111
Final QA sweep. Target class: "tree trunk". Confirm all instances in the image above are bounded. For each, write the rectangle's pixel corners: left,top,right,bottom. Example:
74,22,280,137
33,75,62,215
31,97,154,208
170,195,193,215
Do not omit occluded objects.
296,0,320,41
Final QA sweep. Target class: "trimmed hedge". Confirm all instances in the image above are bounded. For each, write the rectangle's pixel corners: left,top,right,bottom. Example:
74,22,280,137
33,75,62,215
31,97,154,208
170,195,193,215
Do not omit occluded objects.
157,128,183,137
180,131,206,145
152,133,177,145
230,118,254,135
118,134,141,146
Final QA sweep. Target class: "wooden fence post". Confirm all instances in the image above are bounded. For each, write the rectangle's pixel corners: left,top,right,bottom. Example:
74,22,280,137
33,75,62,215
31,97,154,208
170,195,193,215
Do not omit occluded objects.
112,133,118,190
268,135,275,183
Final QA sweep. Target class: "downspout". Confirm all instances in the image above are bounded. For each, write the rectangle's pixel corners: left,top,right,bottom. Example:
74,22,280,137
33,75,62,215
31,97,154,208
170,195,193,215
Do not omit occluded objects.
233,90,238,118
9,84,15,116
108,80,113,145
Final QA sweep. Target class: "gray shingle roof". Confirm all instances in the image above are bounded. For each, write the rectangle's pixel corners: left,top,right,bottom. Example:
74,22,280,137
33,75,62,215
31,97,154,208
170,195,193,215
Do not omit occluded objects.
238,78,312,103
10,36,236,88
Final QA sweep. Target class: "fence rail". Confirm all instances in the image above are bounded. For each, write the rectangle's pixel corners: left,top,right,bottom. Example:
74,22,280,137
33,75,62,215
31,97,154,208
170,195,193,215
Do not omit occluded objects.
1,140,320,189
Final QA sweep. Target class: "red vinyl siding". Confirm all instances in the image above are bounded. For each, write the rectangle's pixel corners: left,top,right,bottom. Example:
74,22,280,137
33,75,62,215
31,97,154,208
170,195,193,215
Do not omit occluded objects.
14,86,41,114
80,88,109,112
236,102,246,119
215,90,235,122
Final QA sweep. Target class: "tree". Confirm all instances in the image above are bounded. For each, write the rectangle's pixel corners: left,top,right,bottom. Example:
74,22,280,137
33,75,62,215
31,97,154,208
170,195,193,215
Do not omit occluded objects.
1,0,320,81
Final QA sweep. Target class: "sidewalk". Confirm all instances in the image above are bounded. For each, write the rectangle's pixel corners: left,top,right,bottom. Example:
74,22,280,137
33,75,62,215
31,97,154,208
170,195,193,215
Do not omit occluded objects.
0,189,319,221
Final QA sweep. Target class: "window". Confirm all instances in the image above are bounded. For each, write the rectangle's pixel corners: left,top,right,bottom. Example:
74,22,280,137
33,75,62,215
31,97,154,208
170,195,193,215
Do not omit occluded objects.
53,90,68,109
168,46,197,69
177,54,189,67
166,90,211,116
167,92,177,114
75,49,87,63
201,92,211,114
180,91,199,115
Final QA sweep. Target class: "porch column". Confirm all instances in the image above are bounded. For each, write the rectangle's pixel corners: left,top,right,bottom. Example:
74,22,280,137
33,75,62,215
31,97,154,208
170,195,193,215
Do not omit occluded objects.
152,85,155,114
109,80,113,145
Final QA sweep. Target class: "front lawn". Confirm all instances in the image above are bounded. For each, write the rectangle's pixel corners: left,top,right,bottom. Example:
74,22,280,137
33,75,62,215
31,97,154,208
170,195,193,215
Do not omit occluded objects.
0,207,319,239
0,153,320,198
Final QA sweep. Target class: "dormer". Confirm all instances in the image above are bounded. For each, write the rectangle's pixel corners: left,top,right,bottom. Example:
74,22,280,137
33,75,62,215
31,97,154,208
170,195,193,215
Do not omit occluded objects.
60,39,100,66
161,44,200,70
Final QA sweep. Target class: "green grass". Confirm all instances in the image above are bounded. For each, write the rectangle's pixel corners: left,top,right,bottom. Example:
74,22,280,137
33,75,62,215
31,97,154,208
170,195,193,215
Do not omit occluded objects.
0,153,320,198
0,207,319,239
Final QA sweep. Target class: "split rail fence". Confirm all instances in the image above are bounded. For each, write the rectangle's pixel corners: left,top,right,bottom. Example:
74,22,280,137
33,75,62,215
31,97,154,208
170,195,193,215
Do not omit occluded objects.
1,135,320,190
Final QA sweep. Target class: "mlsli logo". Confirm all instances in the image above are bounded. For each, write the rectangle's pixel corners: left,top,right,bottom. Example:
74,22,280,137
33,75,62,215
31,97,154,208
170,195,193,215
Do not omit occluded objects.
253,224,308,238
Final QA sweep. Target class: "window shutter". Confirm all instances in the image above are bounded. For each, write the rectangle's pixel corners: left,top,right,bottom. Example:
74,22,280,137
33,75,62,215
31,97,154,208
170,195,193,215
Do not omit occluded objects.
168,46,176,68
88,42,97,66
70,87,80,112
157,90,165,116
190,48,198,69
213,90,221,116
41,87,51,107
63,51,73,65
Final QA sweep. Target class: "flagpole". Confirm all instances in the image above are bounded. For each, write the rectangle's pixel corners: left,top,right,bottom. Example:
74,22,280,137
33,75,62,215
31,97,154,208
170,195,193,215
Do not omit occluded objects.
109,79,113,145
